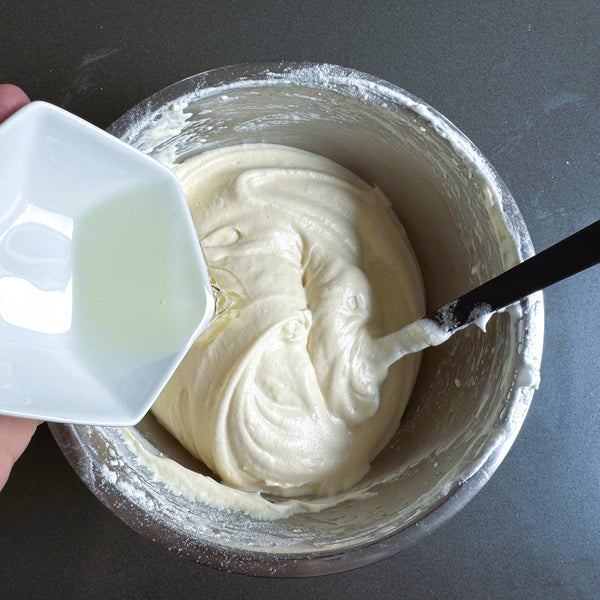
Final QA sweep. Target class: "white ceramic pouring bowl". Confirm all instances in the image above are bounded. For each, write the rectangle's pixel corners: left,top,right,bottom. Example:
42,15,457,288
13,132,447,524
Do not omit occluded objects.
0,102,214,425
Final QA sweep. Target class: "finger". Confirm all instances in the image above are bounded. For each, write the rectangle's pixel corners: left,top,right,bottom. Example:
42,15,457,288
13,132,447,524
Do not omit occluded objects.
0,84,30,122
0,416,41,491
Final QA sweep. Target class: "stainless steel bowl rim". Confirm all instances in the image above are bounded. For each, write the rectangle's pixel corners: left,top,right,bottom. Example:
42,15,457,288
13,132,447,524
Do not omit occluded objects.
50,61,544,577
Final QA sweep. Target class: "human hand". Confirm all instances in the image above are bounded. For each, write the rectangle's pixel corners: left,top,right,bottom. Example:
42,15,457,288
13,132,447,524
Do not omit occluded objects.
0,83,41,492
0,84,30,122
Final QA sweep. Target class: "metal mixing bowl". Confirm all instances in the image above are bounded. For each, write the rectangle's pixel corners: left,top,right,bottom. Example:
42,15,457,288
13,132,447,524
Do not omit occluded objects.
50,62,543,577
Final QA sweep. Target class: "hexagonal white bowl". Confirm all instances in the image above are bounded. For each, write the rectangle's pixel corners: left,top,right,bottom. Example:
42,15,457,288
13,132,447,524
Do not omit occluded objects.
0,102,214,425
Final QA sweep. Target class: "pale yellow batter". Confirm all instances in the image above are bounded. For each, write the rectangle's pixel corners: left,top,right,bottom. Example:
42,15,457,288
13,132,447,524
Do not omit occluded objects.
151,144,425,497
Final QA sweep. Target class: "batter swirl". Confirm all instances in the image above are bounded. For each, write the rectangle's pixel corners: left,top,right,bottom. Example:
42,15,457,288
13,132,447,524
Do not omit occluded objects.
151,144,425,497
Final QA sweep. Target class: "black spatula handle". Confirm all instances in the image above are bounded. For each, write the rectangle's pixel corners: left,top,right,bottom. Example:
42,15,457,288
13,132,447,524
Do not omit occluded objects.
430,219,600,332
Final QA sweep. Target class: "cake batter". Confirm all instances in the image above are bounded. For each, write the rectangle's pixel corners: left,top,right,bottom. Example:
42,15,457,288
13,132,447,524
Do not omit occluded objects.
150,144,426,497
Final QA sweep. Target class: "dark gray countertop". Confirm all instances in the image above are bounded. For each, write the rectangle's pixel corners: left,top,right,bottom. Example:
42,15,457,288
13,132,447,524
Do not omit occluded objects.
1,1,599,598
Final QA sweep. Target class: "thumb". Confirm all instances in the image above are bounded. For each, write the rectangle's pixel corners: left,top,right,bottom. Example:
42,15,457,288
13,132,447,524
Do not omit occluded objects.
0,84,30,122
